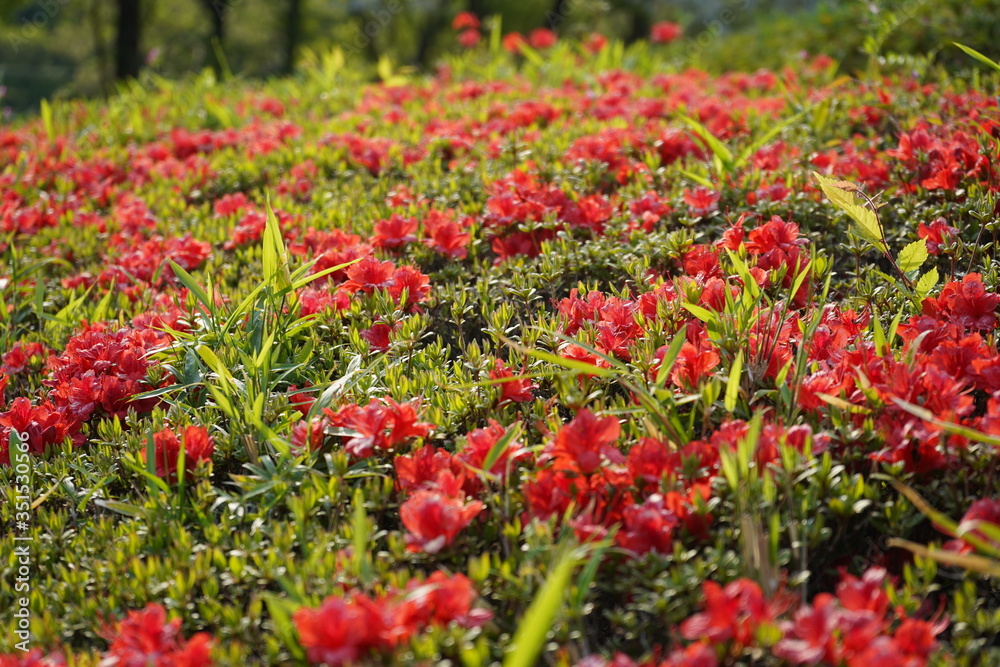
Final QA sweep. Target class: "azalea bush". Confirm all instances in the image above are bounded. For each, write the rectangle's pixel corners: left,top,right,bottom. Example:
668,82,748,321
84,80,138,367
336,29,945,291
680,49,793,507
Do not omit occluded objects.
1,19,1000,667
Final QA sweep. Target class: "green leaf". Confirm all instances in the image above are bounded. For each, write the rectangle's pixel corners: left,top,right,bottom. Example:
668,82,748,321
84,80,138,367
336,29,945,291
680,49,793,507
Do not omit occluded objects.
897,239,928,273
654,325,688,388
40,99,54,142
678,114,735,176
504,545,577,667
482,422,522,474
682,302,716,323
813,172,887,252
953,42,1000,73
262,594,306,660
725,351,743,412
168,260,214,316
263,198,293,291
916,267,938,298
94,499,144,518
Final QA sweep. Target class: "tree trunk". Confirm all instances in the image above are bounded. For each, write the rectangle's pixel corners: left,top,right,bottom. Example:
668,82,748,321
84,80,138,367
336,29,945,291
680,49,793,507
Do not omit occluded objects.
283,0,302,75
115,0,141,80
415,3,447,67
626,2,651,43
91,0,111,91
548,0,571,32
201,0,228,73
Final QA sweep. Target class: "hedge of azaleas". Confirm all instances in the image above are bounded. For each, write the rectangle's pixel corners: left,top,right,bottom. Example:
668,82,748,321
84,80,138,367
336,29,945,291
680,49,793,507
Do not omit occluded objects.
1,18,999,667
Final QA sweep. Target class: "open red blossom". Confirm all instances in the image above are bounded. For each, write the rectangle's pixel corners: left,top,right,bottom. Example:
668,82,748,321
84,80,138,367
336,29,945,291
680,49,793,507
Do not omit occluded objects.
490,359,536,405
836,567,890,617
325,397,433,459
660,642,718,667
458,29,481,48
387,265,431,307
372,214,418,250
102,603,212,667
583,32,608,53
293,592,393,666
44,324,168,423
1,341,47,374
529,28,557,49
680,579,775,647
683,187,719,216
291,416,330,452
549,409,623,474
423,210,471,259
0,397,77,466
650,21,683,44
626,437,680,489
400,488,484,553
773,594,843,665
396,572,492,631
341,255,396,294
144,425,214,483
944,497,1000,554
502,32,527,54
456,419,530,494
668,340,721,390
451,11,480,30
918,217,957,255
616,494,680,556
0,373,6,409
394,445,464,493
360,321,397,352
922,273,1000,330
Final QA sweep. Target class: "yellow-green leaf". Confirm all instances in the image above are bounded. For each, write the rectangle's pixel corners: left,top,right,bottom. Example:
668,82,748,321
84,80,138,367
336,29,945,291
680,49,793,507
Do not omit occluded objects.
897,239,928,273
813,172,887,252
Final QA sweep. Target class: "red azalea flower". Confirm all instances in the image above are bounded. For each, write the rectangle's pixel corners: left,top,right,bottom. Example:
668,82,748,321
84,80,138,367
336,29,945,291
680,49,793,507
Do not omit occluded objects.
489,359,536,405
528,28,557,50
341,255,396,294
387,265,431,307
102,603,213,667
669,340,721,390
325,397,433,458
293,592,393,665
660,642,718,667
549,409,623,474
0,397,76,466
502,32,527,54
945,497,1000,554
651,21,683,44
616,494,680,556
458,29,481,49
456,419,530,493
917,217,957,255
396,572,492,630
394,445,464,493
400,488,484,553
372,214,418,250
360,322,397,352
680,579,775,647
144,425,214,483
451,11,480,30
583,33,608,54
922,273,1000,330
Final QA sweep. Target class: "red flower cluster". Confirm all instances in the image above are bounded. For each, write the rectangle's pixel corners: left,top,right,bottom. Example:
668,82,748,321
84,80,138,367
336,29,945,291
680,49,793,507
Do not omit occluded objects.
293,572,490,665
102,603,213,667
320,396,434,458
578,568,944,667
650,21,683,44
143,425,215,484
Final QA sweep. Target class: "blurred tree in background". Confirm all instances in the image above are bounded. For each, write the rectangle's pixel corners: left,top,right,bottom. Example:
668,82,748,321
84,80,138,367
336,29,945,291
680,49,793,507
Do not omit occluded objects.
0,0,997,114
